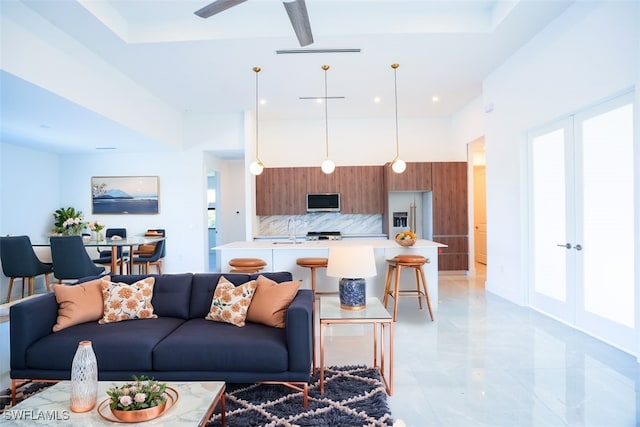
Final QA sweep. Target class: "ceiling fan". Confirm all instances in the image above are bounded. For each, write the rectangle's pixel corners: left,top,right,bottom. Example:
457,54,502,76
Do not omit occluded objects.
194,0,314,47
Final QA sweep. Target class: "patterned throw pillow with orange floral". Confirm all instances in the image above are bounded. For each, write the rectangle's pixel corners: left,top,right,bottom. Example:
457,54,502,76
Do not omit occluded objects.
206,276,257,327
99,277,158,324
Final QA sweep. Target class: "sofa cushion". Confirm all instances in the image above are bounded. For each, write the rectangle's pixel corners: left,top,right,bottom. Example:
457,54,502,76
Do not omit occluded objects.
100,277,157,324
52,276,110,332
111,273,193,319
205,277,257,327
189,273,251,319
153,319,288,372
25,317,185,372
246,275,300,328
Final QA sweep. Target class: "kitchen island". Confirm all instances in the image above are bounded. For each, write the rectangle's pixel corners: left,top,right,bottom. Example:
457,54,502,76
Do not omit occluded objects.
215,239,446,312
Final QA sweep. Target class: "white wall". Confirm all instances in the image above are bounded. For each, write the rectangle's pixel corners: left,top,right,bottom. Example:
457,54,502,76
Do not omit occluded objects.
483,1,639,304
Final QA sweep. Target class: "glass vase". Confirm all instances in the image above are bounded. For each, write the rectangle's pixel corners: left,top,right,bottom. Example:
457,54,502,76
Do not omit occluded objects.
70,340,98,412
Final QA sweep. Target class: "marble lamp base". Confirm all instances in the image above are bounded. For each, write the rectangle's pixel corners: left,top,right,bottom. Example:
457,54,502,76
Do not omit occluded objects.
339,278,366,310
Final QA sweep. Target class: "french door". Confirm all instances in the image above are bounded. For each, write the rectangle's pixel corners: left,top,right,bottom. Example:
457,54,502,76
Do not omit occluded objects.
528,92,635,353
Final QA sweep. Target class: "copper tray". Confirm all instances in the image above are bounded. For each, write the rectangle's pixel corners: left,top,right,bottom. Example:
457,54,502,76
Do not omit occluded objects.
96,386,179,423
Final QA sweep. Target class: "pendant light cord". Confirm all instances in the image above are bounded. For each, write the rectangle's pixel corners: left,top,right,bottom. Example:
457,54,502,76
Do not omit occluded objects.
393,64,400,158
254,67,260,160
323,65,329,159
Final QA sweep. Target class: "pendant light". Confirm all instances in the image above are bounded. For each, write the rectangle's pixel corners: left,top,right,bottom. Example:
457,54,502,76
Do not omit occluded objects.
320,64,335,174
390,63,406,174
249,66,265,176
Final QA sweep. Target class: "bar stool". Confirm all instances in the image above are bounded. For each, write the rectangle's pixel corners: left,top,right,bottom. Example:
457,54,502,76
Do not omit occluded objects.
296,257,329,295
383,255,434,322
228,258,267,273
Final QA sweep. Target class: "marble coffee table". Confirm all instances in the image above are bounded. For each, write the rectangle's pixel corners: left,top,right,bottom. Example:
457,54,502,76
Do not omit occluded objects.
2,381,225,426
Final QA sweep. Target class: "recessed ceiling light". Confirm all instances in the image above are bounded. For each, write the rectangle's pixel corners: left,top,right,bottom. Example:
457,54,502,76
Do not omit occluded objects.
373,97,381,103
432,96,439,103
259,99,267,105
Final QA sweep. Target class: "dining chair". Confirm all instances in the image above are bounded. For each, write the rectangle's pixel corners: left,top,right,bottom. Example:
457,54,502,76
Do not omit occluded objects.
0,235,54,303
50,236,106,283
93,228,127,274
132,237,166,275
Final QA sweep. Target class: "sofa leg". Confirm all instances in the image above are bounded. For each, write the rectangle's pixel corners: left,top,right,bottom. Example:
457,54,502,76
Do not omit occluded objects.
258,381,309,408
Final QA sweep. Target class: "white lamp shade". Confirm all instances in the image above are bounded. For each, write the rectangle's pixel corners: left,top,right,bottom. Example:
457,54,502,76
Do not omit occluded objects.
391,158,406,173
326,246,377,279
249,160,264,175
321,159,335,174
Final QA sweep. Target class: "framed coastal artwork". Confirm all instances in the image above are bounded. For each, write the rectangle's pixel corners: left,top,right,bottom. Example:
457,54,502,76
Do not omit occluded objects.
91,176,159,214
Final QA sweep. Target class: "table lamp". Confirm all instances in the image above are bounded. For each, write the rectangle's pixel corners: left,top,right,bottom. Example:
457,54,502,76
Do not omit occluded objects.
326,246,377,310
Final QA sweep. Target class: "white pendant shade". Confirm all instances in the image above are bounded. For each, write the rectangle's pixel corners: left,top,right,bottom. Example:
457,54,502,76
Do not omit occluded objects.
249,160,264,175
321,159,335,174
392,158,406,174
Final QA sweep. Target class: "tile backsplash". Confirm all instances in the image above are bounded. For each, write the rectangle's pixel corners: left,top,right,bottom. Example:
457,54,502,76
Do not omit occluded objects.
257,213,383,236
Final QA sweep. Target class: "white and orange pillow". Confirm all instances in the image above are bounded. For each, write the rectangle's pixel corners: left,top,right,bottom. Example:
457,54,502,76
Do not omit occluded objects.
99,277,157,324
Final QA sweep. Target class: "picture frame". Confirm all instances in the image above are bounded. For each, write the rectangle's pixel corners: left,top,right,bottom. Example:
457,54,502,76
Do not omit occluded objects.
91,176,159,214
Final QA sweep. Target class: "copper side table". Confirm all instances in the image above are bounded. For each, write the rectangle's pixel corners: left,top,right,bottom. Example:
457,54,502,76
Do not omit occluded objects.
318,296,394,395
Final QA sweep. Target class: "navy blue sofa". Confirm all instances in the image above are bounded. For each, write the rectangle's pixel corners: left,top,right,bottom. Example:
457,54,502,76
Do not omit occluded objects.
10,272,314,404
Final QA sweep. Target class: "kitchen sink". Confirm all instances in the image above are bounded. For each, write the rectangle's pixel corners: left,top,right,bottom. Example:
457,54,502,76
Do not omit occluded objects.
272,241,303,245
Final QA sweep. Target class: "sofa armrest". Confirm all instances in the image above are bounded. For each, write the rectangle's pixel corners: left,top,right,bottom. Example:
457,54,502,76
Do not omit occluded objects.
10,293,58,370
285,289,314,374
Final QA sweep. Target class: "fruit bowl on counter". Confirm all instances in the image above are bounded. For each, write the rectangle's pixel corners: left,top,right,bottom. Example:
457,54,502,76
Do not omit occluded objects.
395,231,417,247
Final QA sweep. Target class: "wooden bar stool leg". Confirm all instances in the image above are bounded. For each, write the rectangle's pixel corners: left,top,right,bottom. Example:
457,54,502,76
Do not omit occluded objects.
382,264,395,308
29,277,35,297
418,265,434,321
310,266,317,293
392,265,403,322
413,267,423,310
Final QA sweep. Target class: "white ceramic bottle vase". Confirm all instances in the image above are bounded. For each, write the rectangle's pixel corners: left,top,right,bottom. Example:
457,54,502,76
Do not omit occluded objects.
70,340,98,412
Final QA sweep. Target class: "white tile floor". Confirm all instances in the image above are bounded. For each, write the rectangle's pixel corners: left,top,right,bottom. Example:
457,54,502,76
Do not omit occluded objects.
319,265,639,426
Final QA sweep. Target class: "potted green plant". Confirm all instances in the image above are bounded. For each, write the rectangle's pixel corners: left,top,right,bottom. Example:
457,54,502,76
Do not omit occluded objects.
52,207,86,236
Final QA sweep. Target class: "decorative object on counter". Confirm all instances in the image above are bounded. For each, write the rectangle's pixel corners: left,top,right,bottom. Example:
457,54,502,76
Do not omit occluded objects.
104,376,170,422
70,340,98,412
52,207,86,236
326,246,377,310
249,66,265,175
395,230,416,247
390,63,406,174
88,221,105,241
320,64,335,174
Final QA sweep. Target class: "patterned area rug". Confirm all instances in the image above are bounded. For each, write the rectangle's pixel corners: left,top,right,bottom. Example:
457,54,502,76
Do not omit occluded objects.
0,366,393,426
207,365,393,427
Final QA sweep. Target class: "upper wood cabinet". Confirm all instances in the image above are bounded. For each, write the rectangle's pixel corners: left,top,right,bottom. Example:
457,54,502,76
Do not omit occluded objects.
384,162,432,192
336,166,384,214
255,167,307,215
255,165,384,215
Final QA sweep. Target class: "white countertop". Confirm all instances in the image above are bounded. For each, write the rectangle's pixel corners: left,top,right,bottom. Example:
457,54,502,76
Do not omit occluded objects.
216,239,446,250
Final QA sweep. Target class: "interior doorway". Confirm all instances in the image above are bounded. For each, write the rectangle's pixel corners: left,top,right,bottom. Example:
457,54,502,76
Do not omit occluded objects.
469,138,487,271
207,172,218,272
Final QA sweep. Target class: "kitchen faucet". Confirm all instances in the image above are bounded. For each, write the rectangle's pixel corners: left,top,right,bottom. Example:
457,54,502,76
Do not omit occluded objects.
288,218,297,243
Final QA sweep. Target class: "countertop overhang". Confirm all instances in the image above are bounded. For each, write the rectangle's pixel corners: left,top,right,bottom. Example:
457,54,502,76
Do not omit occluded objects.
215,239,446,250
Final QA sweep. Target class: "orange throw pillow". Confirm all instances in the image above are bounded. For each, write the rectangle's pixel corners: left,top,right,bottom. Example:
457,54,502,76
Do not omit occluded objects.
246,275,300,328
52,276,110,332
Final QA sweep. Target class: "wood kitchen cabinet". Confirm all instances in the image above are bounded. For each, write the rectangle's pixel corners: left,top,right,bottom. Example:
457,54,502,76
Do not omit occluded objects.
431,161,468,270
336,166,384,214
255,165,384,215
255,167,307,215
384,162,432,191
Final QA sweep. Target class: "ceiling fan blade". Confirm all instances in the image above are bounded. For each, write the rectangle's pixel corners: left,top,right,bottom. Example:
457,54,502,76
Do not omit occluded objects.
283,0,314,47
194,0,248,19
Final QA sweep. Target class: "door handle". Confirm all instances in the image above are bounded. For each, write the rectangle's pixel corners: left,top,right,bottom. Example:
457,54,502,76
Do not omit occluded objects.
574,244,582,251
556,243,572,249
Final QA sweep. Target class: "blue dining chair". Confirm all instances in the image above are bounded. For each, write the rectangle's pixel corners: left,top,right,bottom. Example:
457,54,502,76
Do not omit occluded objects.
0,235,54,303
132,235,166,275
50,236,106,283
93,228,127,274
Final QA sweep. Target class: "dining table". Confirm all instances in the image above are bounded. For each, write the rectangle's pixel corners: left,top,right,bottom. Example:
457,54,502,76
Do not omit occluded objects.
33,235,166,273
